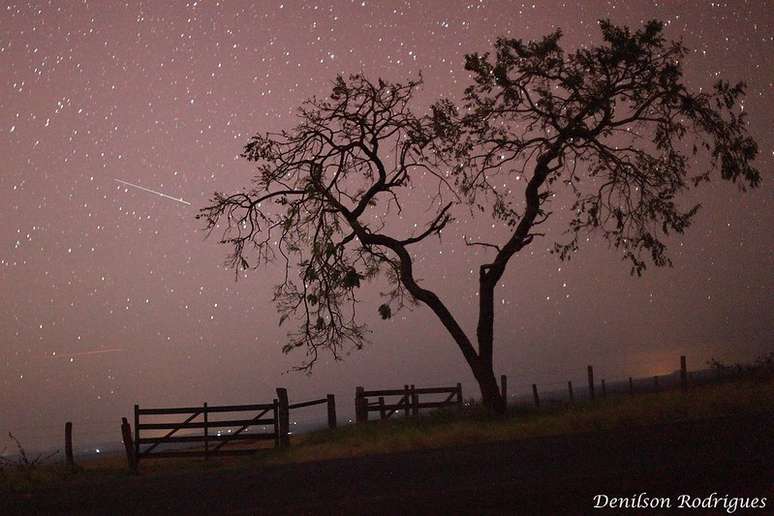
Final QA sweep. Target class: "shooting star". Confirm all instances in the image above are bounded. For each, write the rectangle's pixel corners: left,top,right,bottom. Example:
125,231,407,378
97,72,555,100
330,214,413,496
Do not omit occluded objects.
114,178,191,206
51,348,124,358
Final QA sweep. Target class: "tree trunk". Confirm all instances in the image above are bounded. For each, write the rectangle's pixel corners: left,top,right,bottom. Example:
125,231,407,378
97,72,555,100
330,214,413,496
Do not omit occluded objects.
366,230,508,416
472,361,506,414
475,263,505,415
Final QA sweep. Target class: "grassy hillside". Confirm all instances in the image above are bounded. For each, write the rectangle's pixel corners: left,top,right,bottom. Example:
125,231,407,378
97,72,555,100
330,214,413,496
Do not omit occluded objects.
271,375,774,464
2,374,772,492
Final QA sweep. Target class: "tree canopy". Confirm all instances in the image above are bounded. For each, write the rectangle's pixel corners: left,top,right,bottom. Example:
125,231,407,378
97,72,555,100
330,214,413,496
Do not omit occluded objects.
435,19,759,276
200,20,760,412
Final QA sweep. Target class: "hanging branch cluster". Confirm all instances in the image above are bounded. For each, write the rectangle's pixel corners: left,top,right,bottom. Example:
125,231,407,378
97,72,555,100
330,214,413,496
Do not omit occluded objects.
198,75,458,369
434,19,759,276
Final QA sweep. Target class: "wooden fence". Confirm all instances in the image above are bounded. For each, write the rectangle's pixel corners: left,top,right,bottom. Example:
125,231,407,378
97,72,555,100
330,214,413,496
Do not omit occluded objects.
289,393,337,431
115,355,698,470
132,400,279,464
122,388,337,471
501,354,693,408
355,383,462,423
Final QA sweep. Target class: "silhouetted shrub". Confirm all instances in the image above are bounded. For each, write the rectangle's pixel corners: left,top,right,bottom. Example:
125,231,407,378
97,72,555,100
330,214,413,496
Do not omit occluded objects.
0,432,58,473
708,352,774,380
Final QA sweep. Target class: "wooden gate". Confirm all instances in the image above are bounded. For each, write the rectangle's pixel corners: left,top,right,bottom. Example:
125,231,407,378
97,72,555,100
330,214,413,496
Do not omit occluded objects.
133,401,278,462
355,383,463,422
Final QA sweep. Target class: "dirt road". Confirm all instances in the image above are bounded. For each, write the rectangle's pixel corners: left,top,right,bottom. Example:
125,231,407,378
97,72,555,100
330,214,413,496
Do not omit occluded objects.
4,413,772,515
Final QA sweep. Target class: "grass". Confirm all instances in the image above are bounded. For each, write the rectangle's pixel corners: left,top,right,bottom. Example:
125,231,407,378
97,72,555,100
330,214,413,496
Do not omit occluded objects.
3,374,772,492
268,375,774,465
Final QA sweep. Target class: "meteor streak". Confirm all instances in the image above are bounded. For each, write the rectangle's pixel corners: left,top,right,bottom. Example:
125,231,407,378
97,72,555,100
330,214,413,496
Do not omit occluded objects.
52,348,124,358
113,178,191,206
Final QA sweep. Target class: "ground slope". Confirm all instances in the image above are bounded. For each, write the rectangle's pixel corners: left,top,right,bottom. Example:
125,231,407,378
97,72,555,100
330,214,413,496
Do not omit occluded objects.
3,412,772,515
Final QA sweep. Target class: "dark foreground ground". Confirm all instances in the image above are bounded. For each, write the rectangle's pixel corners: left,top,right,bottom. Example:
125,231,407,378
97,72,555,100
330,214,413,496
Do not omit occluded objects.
3,412,772,515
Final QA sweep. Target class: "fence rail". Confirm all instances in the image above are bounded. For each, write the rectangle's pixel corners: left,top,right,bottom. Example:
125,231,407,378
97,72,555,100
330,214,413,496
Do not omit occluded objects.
288,394,337,430
131,400,279,468
355,383,463,422
122,389,337,471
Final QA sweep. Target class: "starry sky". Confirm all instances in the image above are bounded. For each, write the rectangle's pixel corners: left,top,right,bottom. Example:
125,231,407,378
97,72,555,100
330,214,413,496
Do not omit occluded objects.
1,1,772,452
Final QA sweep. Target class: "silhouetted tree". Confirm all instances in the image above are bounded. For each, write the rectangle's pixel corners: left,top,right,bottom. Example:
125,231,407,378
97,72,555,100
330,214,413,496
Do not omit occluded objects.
200,20,760,414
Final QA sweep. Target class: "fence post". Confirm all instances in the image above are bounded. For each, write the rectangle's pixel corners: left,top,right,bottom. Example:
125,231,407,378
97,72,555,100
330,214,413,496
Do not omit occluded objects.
587,365,595,401
568,381,574,403
121,417,137,473
629,377,634,396
379,397,386,420
273,399,279,446
133,404,140,466
410,384,418,417
532,384,540,408
203,402,209,459
403,385,410,417
276,388,289,447
601,379,607,399
500,375,507,404
456,382,463,409
326,394,337,429
355,386,366,423
680,355,688,392
64,421,74,468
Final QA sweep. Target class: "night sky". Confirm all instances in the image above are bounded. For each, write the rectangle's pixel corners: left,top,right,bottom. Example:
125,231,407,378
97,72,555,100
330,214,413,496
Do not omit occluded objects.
1,1,772,452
